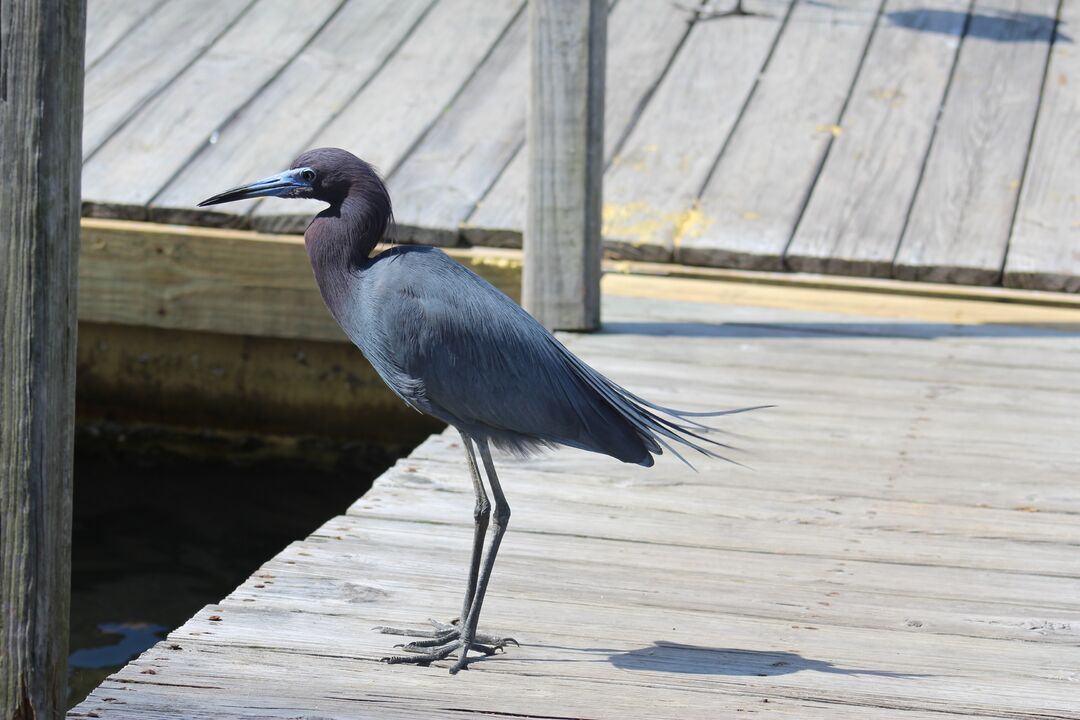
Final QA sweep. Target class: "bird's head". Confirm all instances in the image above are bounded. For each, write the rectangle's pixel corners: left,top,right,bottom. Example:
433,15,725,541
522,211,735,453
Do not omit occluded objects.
198,147,387,210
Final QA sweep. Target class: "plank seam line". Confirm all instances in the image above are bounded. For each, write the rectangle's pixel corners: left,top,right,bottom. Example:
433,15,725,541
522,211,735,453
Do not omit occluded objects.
459,137,526,234
346,514,1080,579
779,0,888,270
82,0,260,164
385,1,528,183
219,591,1080,647
888,0,978,274
603,0,707,170
144,0,353,209
83,0,168,74
459,0,668,230
243,0,444,221
108,630,1080,710
999,0,1065,283
692,0,798,199
404,460,1080,517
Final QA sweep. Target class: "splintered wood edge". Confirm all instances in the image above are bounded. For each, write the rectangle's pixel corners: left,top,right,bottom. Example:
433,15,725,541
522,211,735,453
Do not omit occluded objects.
80,218,1080,341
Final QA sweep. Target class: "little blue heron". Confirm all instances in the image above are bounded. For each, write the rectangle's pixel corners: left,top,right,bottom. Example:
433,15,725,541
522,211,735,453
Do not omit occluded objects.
200,148,755,674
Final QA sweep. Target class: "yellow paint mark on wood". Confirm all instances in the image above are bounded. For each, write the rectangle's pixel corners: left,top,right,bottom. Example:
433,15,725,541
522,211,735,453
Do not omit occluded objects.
602,201,715,249
815,124,843,137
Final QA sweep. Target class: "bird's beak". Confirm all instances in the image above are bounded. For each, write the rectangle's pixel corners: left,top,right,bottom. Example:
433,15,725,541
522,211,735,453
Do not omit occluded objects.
197,167,314,206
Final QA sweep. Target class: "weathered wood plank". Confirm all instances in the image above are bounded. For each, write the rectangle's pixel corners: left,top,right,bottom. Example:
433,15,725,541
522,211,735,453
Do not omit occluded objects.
84,0,163,68
83,636,1032,720
76,321,441,444
523,0,605,330
77,219,1080,353
352,468,1080,578
678,0,882,270
785,0,969,277
894,0,1057,284
0,1,85,717
82,0,252,160
600,1,791,262
150,0,434,226
1005,1,1080,292
463,0,693,248
302,515,1080,614
382,11,531,246
77,219,522,341
80,0,340,218
253,0,526,234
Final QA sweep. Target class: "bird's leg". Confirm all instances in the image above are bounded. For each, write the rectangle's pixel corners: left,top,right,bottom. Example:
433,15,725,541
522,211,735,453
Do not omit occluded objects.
378,435,517,668
449,439,511,674
459,433,490,625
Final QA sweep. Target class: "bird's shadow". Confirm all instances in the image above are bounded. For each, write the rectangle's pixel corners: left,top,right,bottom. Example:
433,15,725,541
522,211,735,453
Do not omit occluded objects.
605,642,922,678
886,8,1070,43
515,641,924,678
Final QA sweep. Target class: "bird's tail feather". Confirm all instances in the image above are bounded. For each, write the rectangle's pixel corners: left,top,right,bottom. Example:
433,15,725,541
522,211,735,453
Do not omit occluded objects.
549,337,768,468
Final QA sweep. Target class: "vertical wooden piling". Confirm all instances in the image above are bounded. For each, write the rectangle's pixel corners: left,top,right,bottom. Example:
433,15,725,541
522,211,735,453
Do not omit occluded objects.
1,1,87,717
524,0,606,331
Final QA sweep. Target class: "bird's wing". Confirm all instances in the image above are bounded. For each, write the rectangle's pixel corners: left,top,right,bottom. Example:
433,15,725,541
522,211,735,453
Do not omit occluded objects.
357,250,648,459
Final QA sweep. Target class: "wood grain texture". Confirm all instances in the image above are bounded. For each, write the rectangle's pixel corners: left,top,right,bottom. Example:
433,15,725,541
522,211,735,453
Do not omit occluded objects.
77,219,1080,348
151,0,434,226
786,0,970,277
679,0,882,271
1005,1,1080,292
383,9,531,246
76,322,441,445
464,0,692,249
69,290,1080,719
83,0,163,68
253,0,525,234
81,0,251,159
523,0,605,330
894,0,1057,285
600,1,790,262
0,1,86,717
77,219,522,342
80,0,340,218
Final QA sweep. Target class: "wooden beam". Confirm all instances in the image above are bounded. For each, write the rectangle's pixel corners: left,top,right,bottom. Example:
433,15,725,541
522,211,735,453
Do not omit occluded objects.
79,218,1080,344
79,218,523,342
0,1,86,718
524,0,606,330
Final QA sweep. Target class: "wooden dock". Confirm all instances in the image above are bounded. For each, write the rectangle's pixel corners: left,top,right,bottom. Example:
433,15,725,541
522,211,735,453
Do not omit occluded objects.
69,278,1080,719
81,0,1079,292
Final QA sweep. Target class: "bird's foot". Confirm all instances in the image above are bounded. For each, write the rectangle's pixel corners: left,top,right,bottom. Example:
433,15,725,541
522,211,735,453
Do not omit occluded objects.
374,618,518,672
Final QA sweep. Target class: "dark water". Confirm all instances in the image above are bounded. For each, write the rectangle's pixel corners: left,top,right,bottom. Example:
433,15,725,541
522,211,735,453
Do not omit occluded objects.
68,425,406,707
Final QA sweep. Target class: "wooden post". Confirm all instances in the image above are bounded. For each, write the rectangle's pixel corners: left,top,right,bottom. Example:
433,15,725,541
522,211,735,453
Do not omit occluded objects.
1,1,87,718
524,0,606,331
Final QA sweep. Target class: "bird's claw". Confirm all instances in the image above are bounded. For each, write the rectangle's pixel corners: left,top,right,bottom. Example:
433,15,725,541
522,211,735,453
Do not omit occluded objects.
376,618,519,671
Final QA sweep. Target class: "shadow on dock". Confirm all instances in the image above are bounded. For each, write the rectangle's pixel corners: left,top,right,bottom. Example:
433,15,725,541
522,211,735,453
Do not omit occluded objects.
608,643,923,678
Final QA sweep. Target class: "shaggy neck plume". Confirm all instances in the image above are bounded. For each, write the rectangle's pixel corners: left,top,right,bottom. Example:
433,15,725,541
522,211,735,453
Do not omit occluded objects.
305,186,391,315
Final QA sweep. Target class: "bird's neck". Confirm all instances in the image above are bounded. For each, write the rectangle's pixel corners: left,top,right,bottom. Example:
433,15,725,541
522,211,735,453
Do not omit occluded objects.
305,193,386,314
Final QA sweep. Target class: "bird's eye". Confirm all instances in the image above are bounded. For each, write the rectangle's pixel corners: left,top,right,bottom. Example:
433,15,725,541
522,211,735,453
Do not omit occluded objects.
300,169,316,182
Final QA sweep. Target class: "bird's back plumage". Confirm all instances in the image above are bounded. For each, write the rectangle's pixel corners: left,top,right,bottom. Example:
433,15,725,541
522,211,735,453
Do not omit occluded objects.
333,245,741,466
